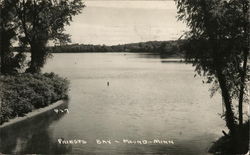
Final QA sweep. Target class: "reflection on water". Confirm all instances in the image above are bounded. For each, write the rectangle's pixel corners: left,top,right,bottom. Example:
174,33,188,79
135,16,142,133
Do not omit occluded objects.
0,101,71,154
127,53,185,64
0,53,225,154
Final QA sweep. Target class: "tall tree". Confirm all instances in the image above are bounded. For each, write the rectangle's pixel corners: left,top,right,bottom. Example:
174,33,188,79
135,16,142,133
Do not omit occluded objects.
0,0,18,74
175,0,249,136
14,0,84,73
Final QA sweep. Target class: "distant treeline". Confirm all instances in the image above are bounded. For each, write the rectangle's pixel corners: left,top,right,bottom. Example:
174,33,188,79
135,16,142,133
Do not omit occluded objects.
50,40,185,57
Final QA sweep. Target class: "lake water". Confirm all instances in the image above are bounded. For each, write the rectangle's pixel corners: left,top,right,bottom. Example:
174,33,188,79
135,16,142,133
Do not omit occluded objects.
0,53,225,154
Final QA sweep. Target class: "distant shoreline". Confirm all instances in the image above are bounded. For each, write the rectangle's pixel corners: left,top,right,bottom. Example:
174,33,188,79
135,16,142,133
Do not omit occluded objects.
14,40,185,57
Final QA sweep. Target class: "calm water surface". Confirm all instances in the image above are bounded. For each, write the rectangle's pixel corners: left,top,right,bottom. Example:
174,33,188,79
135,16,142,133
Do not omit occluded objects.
0,53,225,154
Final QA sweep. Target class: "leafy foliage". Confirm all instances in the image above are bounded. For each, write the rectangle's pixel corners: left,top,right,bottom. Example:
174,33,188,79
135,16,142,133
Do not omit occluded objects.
175,1,249,153
176,0,249,100
14,0,85,73
0,73,69,124
0,0,21,74
0,0,85,74
175,0,249,151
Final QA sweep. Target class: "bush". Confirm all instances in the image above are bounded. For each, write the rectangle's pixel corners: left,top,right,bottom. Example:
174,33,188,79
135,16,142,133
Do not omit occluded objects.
0,99,13,124
0,73,69,125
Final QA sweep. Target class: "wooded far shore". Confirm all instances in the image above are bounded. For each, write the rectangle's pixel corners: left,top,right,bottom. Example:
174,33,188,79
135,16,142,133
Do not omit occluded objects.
14,40,185,57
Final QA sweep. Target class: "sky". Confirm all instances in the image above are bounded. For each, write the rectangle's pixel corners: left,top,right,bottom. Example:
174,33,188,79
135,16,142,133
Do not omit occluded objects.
65,1,187,45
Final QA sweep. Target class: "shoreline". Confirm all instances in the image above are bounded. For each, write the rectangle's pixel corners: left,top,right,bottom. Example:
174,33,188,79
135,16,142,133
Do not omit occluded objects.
0,100,66,129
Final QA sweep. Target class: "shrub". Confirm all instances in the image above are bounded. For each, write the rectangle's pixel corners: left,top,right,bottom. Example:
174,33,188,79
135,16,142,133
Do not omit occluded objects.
0,73,69,125
0,98,13,124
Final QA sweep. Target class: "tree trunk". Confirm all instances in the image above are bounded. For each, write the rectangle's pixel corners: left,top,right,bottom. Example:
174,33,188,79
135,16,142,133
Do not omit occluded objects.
26,41,47,73
217,68,236,135
238,51,248,126
0,44,6,74
238,0,249,127
26,42,41,73
0,31,12,74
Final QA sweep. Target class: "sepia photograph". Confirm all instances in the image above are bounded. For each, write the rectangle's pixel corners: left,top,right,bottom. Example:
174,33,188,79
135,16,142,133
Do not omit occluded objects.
0,0,249,154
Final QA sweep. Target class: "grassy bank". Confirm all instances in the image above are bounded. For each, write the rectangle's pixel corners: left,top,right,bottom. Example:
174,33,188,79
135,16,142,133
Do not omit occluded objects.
0,73,69,125
209,121,249,154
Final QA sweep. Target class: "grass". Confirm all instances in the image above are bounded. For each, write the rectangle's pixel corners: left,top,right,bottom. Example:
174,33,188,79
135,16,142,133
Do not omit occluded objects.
0,72,69,125
209,121,249,154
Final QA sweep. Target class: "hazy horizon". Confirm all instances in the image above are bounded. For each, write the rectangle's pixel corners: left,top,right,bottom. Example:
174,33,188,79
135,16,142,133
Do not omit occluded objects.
65,1,187,45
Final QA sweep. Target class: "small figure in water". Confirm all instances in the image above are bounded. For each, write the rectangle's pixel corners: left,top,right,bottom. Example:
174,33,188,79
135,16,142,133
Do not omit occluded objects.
107,81,109,86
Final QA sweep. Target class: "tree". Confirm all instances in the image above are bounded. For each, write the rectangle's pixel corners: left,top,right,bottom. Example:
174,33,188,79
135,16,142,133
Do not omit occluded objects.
175,0,249,136
13,0,84,73
0,0,17,74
